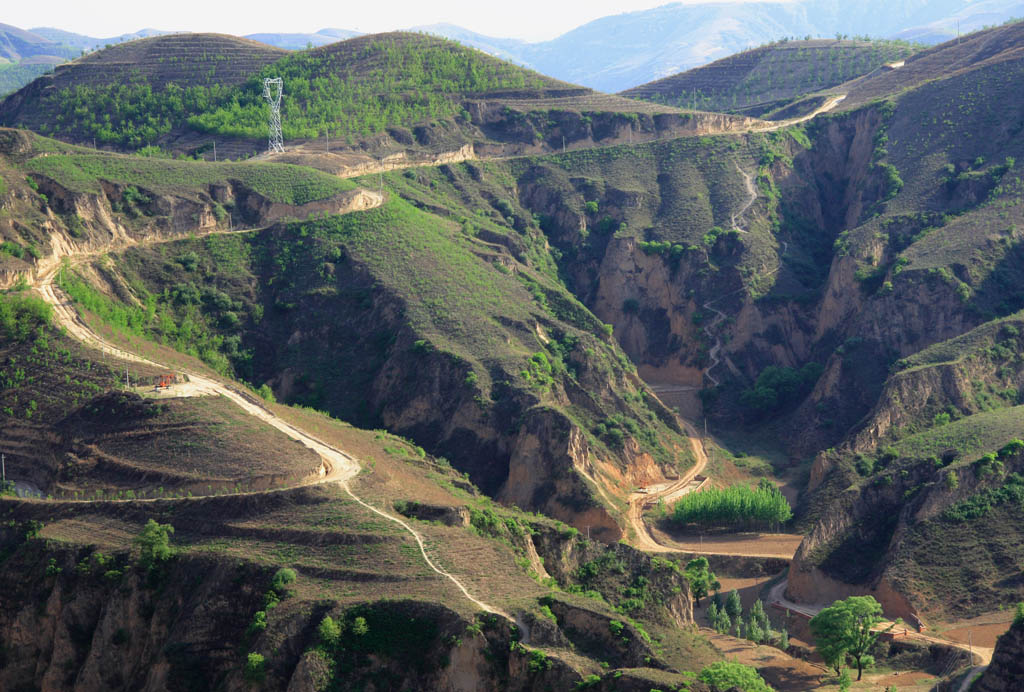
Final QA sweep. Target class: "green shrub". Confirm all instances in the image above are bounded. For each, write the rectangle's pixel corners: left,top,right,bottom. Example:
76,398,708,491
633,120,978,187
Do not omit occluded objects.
243,652,265,683
318,615,343,647
134,519,175,570
271,567,297,595
0,294,52,342
698,661,772,692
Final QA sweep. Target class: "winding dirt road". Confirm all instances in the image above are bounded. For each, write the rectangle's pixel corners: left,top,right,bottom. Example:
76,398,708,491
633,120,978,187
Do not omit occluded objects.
13,92,854,619
27,192,508,619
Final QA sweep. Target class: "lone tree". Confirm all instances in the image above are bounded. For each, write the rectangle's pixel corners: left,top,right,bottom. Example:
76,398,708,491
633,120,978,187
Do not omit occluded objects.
134,519,175,571
809,595,895,680
683,556,721,606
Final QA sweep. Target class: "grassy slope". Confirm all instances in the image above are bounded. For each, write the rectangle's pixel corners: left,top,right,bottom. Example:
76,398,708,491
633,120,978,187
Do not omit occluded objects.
23,151,356,204
623,39,918,115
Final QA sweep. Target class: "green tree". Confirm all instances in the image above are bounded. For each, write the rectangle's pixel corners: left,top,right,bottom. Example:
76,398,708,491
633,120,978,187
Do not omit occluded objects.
698,661,773,692
134,519,175,570
809,596,894,680
684,556,720,606
725,589,743,624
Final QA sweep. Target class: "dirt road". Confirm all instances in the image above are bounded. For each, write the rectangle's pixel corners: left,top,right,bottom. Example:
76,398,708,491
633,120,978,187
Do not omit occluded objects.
767,579,994,666
28,192,508,619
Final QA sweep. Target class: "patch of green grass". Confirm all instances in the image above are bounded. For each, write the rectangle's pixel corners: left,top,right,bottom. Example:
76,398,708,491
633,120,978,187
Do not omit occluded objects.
893,406,1024,461
24,153,354,204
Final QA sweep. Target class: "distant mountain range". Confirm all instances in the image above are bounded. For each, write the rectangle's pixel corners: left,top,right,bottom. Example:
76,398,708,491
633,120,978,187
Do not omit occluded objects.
2,0,1024,95
416,0,1024,92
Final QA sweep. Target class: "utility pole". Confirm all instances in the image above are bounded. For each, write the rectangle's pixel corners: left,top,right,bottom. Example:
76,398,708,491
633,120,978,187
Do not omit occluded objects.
213,141,217,162
562,135,565,153
125,366,129,389
2,453,5,483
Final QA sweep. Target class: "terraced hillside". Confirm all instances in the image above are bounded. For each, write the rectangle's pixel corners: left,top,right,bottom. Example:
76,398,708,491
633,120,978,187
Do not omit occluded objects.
0,33,286,150
0,31,742,160
622,38,918,117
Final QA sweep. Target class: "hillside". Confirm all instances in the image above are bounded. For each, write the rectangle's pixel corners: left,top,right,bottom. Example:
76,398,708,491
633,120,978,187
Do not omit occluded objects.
423,0,979,92
622,38,918,117
0,31,700,158
0,130,732,690
0,289,719,689
0,22,79,63
3,11,1024,691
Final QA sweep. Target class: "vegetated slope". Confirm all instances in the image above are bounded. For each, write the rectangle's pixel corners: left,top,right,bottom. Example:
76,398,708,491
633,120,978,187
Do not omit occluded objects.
0,33,286,149
0,30,716,161
831,17,1024,110
409,19,1024,624
67,188,693,541
0,297,716,690
1,126,695,540
0,293,323,497
0,23,77,98
747,22,1024,621
622,39,918,117
0,382,717,691
0,127,366,276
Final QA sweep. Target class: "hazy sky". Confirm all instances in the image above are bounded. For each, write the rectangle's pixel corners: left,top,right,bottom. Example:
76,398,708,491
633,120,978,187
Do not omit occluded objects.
4,0,781,41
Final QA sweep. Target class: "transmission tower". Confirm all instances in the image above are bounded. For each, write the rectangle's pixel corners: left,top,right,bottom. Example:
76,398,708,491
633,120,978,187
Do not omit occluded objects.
262,77,284,153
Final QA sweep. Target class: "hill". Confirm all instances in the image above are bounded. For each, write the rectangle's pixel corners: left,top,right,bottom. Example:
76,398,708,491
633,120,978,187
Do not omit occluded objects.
622,38,918,117
0,22,79,63
243,28,361,50
423,0,979,92
27,26,169,53
895,0,1024,43
0,30,701,159
0,129,735,690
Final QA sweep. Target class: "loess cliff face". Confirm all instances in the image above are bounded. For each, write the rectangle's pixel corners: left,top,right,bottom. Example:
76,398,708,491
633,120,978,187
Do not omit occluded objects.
0,540,580,692
974,617,1024,692
788,450,1024,622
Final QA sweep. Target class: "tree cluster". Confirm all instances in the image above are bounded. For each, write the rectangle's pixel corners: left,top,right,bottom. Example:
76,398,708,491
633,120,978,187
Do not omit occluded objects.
671,479,792,530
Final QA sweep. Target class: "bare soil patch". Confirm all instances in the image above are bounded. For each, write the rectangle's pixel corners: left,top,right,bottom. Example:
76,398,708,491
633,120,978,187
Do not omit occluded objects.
649,523,803,558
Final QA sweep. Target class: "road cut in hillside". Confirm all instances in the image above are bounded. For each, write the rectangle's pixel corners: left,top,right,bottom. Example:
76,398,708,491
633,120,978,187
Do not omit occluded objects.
27,191,510,621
